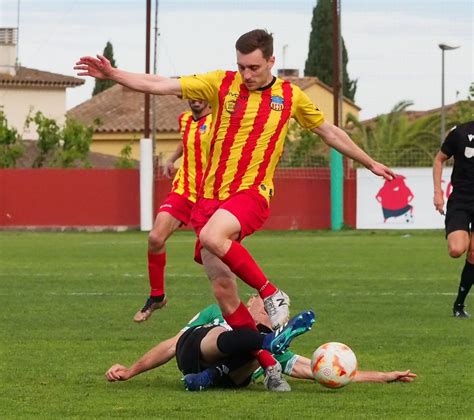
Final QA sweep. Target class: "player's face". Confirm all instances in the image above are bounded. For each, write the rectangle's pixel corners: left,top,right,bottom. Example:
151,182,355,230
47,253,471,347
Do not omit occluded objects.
188,100,208,113
247,296,272,329
236,49,275,91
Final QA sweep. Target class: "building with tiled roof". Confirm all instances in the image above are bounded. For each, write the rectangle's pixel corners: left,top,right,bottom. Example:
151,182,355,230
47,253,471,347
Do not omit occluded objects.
68,85,189,161
0,67,84,88
68,69,361,161
0,27,84,140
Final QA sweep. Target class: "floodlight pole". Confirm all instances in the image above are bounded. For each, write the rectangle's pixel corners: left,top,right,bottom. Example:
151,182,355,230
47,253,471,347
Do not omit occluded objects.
438,43,460,144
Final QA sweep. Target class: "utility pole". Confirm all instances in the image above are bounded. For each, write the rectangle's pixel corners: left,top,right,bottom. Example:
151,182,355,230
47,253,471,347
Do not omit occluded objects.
144,0,151,139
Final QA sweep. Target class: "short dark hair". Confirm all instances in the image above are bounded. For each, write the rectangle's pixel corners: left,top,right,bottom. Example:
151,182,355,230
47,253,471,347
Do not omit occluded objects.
235,29,274,59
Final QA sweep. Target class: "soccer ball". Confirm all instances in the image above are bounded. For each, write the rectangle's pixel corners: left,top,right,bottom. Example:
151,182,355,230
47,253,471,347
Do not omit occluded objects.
310,342,358,388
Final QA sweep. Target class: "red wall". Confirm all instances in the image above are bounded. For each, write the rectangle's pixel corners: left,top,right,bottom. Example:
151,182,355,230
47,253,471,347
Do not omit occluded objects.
0,169,355,229
0,169,140,227
154,168,356,230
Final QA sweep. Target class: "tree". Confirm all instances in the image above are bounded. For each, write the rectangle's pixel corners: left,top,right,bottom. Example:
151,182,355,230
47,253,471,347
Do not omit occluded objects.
51,118,93,168
28,111,61,168
281,123,329,168
0,111,24,168
28,112,94,168
114,143,136,169
304,0,357,101
92,41,117,96
449,83,474,126
346,101,440,167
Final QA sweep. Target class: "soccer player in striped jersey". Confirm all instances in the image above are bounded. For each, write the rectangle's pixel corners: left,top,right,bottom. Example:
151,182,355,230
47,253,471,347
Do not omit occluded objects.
133,100,212,322
76,29,394,359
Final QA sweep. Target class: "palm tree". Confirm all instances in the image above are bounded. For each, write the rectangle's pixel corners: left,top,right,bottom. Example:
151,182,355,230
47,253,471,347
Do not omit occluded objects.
347,101,440,167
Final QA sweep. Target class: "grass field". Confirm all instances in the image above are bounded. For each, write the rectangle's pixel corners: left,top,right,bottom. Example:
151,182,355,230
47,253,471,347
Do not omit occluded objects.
1,230,473,419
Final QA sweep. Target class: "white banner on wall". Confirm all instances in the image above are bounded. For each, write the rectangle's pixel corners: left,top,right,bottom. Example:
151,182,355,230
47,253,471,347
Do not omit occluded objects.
356,167,453,229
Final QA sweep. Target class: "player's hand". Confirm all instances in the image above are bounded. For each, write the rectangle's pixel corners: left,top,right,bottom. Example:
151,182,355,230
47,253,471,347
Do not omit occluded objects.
433,191,445,215
74,55,114,80
385,370,417,383
162,160,175,179
368,161,395,181
105,364,130,382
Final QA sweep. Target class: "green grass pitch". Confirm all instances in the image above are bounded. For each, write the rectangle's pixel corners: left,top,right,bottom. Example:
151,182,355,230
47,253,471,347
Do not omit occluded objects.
0,230,472,419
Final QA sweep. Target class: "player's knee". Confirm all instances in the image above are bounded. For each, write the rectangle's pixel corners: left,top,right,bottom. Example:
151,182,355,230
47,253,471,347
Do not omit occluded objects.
448,244,466,258
148,230,166,251
199,229,223,255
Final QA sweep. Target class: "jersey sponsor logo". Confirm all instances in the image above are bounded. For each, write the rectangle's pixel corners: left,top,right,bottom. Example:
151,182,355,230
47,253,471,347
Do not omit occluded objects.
464,146,474,158
225,98,246,114
225,100,236,113
270,95,284,111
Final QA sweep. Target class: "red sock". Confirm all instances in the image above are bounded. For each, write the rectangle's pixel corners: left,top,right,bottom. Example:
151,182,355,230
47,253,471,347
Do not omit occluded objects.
255,350,277,369
148,251,166,297
223,301,257,331
221,241,277,299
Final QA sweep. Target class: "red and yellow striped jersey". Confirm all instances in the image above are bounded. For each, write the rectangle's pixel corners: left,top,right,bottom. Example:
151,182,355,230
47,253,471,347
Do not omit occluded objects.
179,70,324,202
171,111,212,203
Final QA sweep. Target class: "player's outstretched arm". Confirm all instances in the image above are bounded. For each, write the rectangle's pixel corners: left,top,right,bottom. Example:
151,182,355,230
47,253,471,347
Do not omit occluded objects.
105,332,183,382
288,356,416,383
353,370,417,383
313,122,395,181
433,151,449,215
74,54,182,96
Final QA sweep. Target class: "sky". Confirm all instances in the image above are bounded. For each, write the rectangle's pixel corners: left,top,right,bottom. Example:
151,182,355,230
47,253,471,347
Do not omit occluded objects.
0,0,472,120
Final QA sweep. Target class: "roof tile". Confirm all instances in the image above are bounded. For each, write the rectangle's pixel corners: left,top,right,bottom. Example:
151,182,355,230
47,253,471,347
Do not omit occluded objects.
68,84,189,133
0,66,84,87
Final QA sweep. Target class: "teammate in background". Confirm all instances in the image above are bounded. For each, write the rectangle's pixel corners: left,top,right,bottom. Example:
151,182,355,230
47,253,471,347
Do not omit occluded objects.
134,100,212,322
106,297,416,390
76,29,394,384
433,121,474,318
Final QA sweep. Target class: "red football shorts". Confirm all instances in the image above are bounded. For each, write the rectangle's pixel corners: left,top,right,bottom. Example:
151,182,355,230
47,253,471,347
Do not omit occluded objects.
190,189,270,264
157,192,194,226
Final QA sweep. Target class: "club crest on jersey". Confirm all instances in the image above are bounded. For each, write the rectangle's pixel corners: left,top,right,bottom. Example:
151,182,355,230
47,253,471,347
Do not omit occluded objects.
270,96,284,111
199,124,208,133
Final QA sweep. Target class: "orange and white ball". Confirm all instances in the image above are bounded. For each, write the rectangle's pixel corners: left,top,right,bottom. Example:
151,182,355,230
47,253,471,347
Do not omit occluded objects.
310,342,358,388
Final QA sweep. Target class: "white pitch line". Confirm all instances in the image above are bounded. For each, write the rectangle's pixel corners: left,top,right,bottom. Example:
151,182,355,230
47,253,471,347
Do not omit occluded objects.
0,291,457,297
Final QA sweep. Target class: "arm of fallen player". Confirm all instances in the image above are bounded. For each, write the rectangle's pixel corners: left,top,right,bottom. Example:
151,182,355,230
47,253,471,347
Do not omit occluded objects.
105,332,183,382
289,356,416,383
